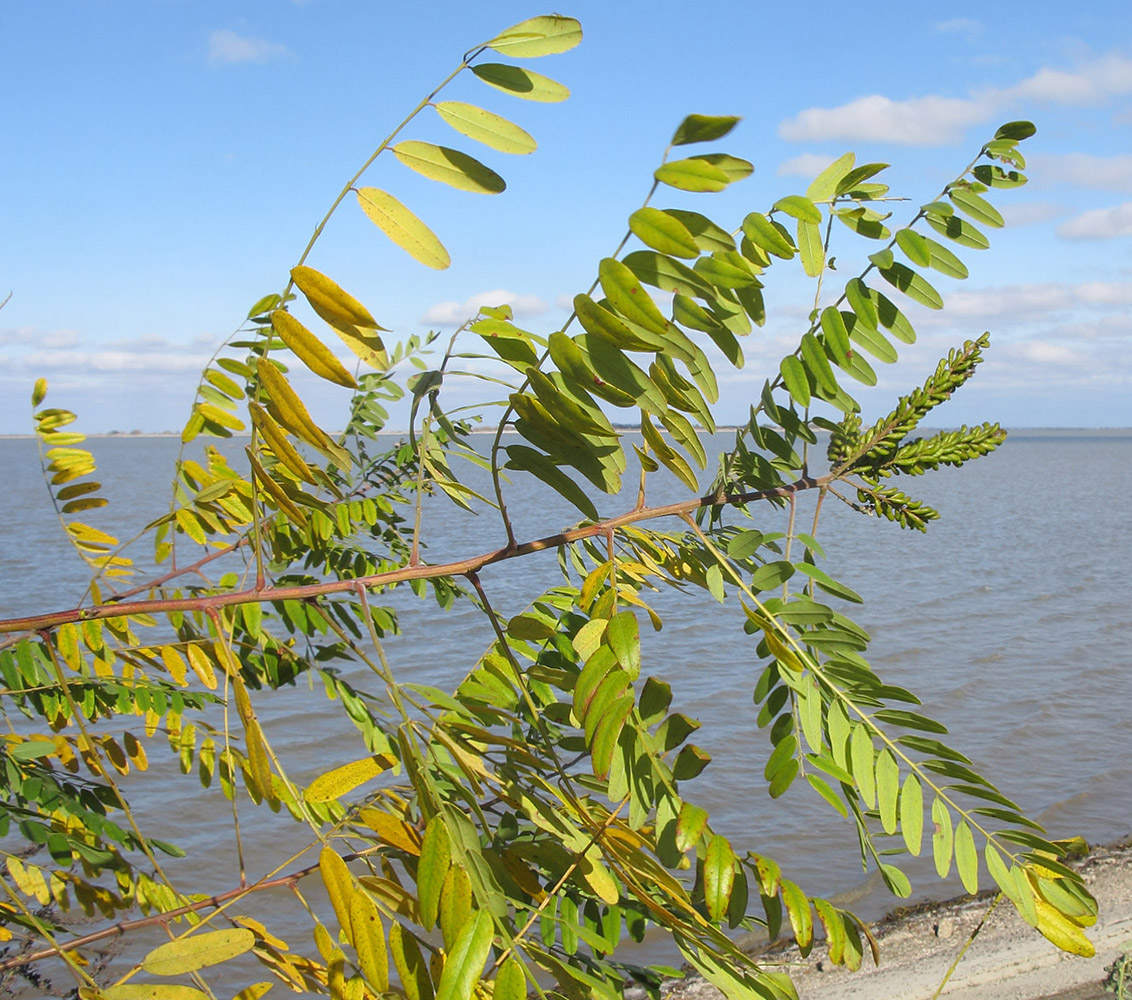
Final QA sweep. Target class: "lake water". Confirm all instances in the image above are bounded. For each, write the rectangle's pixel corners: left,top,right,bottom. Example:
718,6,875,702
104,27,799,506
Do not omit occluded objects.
1,429,1130,974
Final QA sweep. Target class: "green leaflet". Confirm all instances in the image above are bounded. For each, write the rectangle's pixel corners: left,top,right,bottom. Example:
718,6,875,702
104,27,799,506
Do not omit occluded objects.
704,835,736,923
471,63,569,102
923,236,969,279
628,208,700,258
356,187,451,270
742,212,795,259
505,445,600,521
774,195,822,223
925,212,990,250
622,250,717,300
932,797,954,878
850,725,875,809
800,333,838,396
665,209,736,252
548,331,636,408
819,308,850,364
578,335,667,415
900,773,924,855
806,152,855,202
954,820,979,894
418,816,452,931
879,263,944,310
796,220,824,277
434,101,536,154
671,113,741,145
392,141,506,194
486,14,582,57
780,355,811,407
895,229,931,267
597,258,671,337
950,187,1004,228
434,910,494,1000
655,157,731,192
875,749,900,835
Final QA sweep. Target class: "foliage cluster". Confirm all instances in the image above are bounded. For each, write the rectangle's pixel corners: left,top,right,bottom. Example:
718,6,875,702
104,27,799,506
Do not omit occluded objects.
0,13,1100,1000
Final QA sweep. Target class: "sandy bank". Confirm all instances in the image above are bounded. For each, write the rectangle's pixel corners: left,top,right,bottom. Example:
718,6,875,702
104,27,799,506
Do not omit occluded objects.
666,840,1132,1000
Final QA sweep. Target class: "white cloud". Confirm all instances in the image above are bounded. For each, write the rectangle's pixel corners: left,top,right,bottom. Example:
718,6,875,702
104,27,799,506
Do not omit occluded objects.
776,153,838,178
421,289,549,326
1057,202,1132,239
0,326,80,349
778,94,987,146
2,331,221,376
1000,201,1067,226
207,29,290,67
933,18,983,41
1032,153,1132,192
932,281,1132,321
778,53,1132,146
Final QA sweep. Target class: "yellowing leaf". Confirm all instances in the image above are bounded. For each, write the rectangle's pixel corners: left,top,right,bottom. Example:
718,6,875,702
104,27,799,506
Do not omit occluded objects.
654,158,730,193
578,844,619,905
290,265,378,329
141,928,255,976
471,63,569,102
704,835,735,923
356,187,450,270
1033,894,1095,957
305,755,392,803
270,311,357,389
104,988,210,1000
392,141,506,194
255,358,352,467
351,892,389,991
628,207,700,258
434,102,536,155
360,808,423,855
486,14,581,58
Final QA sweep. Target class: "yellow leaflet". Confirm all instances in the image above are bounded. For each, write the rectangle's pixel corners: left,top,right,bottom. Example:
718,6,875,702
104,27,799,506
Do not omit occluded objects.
319,847,357,941
142,928,255,976
271,310,357,389
184,644,217,689
433,102,536,155
360,808,423,856
305,755,393,803
255,359,351,468
1033,895,1095,957
290,265,378,329
356,187,450,271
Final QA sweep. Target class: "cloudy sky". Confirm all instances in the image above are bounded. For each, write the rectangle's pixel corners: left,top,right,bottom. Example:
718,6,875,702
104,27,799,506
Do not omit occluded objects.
3,1,1130,433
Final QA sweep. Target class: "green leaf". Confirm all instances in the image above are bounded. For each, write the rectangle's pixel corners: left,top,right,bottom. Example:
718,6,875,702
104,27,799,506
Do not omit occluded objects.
419,816,453,931
749,561,794,592
471,63,569,102
994,120,1036,140
694,153,753,183
798,675,823,753
493,956,528,1000
392,141,506,194
806,152,855,203
780,878,812,949
797,220,824,277
872,709,947,734
875,749,900,835
356,188,450,270
742,212,795,259
486,14,582,57
434,101,536,154
704,835,736,922
850,725,875,809
845,278,878,328
671,114,742,145
598,258,671,337
900,773,924,856
779,355,810,407
664,209,737,252
895,229,931,267
622,250,717,299
950,187,1005,228
847,321,898,364
932,796,954,878
925,212,989,250
578,335,667,414
142,929,255,976
774,195,822,223
820,307,850,364
955,820,979,894
923,236,969,279
655,157,730,193
880,863,912,899
800,333,838,396
879,264,944,309
390,922,434,1000
628,208,700,258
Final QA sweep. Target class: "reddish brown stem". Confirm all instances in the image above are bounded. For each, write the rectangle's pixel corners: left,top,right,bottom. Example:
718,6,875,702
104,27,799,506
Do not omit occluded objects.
0,477,827,635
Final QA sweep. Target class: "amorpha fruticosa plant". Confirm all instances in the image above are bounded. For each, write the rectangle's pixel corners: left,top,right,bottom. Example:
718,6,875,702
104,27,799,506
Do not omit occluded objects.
0,13,1098,1000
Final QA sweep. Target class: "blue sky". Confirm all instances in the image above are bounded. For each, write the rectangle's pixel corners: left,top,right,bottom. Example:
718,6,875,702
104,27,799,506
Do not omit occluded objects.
3,1,1130,433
